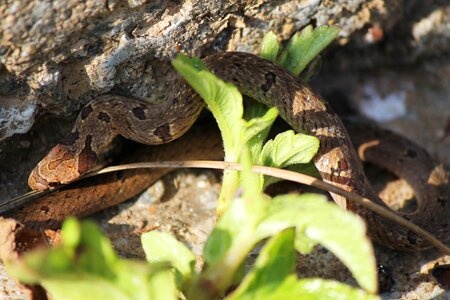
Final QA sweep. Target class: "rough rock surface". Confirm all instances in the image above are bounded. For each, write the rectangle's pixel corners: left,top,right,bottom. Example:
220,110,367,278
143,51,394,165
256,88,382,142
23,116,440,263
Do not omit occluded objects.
1,0,449,299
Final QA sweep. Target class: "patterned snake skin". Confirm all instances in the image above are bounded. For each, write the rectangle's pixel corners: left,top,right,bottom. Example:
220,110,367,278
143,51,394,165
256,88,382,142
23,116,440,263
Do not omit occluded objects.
27,52,449,250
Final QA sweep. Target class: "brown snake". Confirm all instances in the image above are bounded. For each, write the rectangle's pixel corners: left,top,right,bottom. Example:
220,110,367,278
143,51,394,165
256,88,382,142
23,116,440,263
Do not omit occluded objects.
25,52,449,250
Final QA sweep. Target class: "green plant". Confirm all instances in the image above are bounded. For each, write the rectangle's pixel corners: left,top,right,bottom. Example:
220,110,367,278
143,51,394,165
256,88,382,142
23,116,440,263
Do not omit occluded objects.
7,218,177,300
7,26,380,299
173,24,339,214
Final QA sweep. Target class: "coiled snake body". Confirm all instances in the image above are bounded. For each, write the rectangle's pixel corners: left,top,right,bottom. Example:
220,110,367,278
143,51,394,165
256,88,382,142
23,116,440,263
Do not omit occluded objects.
28,52,449,250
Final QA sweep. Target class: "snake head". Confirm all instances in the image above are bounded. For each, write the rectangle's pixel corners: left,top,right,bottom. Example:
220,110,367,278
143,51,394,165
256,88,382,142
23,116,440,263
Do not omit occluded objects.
28,144,98,191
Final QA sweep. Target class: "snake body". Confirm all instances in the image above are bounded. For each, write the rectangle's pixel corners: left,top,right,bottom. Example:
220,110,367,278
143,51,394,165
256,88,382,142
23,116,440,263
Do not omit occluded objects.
28,52,449,250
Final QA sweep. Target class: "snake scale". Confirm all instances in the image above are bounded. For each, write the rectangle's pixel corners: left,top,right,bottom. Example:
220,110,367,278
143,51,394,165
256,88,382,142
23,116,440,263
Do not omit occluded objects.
26,52,449,251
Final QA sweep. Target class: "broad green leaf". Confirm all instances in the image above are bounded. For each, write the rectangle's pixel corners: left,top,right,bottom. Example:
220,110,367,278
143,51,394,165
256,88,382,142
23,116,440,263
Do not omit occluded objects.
172,54,244,161
197,198,261,299
264,162,321,188
255,194,377,293
294,229,318,254
259,130,319,168
288,162,321,179
114,260,176,300
6,248,75,284
260,31,280,62
77,221,118,278
172,54,247,214
227,229,296,300
141,231,195,283
146,268,177,300
7,219,178,300
256,276,379,300
61,217,81,249
38,262,176,300
243,106,278,163
42,276,131,300
243,100,271,122
204,198,251,266
279,25,340,75
254,194,328,239
8,220,119,282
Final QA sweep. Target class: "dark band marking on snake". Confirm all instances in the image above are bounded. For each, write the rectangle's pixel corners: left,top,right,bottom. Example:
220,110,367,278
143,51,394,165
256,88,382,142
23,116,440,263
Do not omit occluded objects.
98,112,111,123
80,104,93,120
132,106,146,120
27,52,449,250
61,130,80,146
154,123,172,142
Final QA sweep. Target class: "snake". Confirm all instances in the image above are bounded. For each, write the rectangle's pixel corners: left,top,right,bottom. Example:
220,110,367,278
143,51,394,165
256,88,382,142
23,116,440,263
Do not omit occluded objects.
24,52,449,251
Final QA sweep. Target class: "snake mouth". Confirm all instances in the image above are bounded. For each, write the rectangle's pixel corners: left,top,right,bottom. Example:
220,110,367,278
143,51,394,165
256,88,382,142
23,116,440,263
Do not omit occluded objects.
28,164,69,191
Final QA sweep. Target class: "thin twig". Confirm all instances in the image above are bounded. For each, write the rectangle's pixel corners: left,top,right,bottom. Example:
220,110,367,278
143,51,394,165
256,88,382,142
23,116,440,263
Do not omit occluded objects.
0,190,50,214
94,160,450,255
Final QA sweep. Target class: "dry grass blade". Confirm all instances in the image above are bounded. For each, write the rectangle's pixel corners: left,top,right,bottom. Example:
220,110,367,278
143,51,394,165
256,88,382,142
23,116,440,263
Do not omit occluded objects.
0,190,50,214
94,160,450,255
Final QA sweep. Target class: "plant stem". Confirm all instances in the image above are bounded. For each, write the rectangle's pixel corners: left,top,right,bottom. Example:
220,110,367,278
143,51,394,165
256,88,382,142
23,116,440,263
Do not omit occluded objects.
216,170,240,217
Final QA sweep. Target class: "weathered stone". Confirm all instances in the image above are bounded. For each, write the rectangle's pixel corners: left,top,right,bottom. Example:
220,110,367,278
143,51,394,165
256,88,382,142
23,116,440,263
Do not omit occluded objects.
0,1,449,298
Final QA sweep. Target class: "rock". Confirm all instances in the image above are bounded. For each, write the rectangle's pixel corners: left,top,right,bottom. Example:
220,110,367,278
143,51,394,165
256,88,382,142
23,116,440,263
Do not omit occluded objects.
0,1,449,299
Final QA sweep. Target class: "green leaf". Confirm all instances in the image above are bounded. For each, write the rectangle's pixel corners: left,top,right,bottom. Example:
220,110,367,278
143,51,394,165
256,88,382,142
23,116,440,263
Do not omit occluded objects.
299,55,322,82
204,198,253,266
37,262,176,300
279,25,340,75
196,194,263,299
7,219,178,300
243,106,278,163
145,267,178,300
114,261,177,300
227,229,296,300
112,260,177,300
77,221,118,278
288,162,321,179
294,229,318,255
260,31,280,62
141,231,195,284
172,54,248,214
41,276,131,300
255,194,377,293
259,130,320,168
264,162,321,188
8,220,119,282
61,217,81,249
6,248,74,284
172,54,244,161
253,276,379,300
